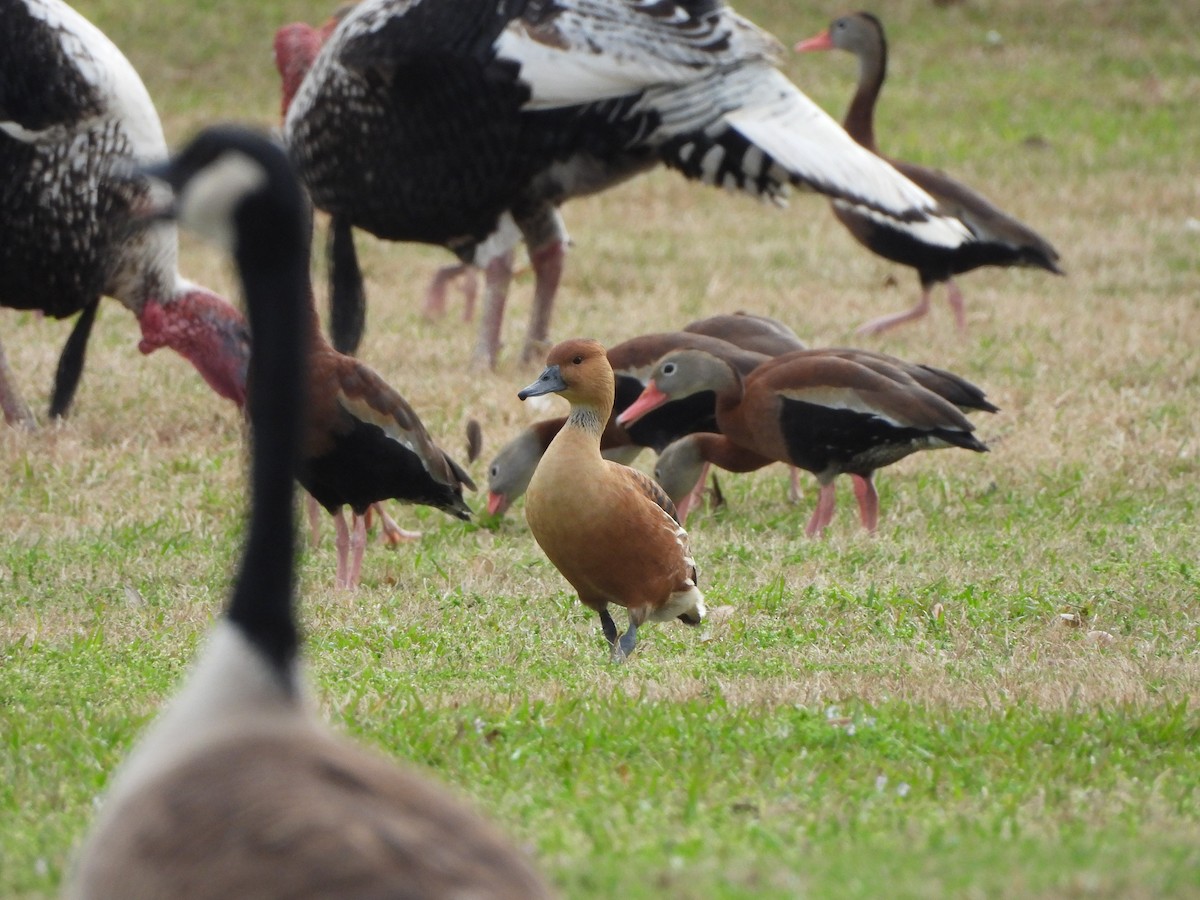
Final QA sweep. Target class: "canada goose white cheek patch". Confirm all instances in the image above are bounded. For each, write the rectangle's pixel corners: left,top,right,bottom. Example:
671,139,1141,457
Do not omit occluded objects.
177,152,269,251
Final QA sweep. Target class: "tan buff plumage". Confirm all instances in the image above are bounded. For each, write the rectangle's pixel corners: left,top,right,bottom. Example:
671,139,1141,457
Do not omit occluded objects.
520,339,705,660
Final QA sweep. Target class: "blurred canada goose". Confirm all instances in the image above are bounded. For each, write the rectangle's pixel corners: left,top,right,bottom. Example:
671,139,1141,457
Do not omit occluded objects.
66,125,550,899
795,12,1062,334
518,339,705,660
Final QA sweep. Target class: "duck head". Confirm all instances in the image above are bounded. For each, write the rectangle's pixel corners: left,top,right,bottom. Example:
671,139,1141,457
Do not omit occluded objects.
518,339,614,414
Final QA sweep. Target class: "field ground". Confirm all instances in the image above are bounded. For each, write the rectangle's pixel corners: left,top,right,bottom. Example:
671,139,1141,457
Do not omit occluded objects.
2,0,1198,896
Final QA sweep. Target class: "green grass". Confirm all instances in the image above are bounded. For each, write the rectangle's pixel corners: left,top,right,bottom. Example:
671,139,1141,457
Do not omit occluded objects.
3,0,1200,896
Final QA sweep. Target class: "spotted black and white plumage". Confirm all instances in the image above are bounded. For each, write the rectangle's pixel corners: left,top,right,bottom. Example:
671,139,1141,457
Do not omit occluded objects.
0,0,249,422
285,0,967,365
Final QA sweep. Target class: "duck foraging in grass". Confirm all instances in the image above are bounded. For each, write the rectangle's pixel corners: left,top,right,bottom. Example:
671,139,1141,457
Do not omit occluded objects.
518,339,705,662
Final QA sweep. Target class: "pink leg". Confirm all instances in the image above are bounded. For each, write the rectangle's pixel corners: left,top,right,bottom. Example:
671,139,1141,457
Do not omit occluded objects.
521,240,566,363
472,251,514,369
805,482,838,537
787,467,804,503
346,513,368,589
674,461,711,525
422,264,481,321
946,279,967,333
459,268,479,322
373,502,421,546
850,473,880,533
306,494,322,548
857,286,933,336
334,508,352,589
0,338,35,428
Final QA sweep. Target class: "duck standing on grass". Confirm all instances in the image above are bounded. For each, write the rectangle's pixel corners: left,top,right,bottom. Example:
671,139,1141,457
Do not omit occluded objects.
619,348,991,536
518,339,705,661
794,12,1062,335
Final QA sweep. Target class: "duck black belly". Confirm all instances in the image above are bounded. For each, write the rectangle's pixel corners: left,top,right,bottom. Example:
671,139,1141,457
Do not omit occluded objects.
778,397,977,477
614,375,718,453
299,417,466,519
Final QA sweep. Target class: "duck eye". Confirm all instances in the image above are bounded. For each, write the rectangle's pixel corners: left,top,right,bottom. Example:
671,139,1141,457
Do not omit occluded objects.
662,363,676,376
489,465,498,478
572,355,583,365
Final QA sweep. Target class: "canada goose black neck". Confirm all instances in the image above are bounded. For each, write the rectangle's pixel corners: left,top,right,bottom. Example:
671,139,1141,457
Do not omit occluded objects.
232,132,309,682
170,126,312,681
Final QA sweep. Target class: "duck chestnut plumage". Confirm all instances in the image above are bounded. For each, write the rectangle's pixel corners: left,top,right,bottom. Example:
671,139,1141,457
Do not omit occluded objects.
0,0,250,425
518,339,706,661
620,347,993,534
67,125,550,899
795,12,1062,334
487,325,785,517
284,0,965,366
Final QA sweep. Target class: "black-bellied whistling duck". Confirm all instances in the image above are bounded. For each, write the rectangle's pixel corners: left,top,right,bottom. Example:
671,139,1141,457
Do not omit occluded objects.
303,313,475,589
795,12,1062,335
285,0,964,368
682,312,807,356
68,126,549,899
620,347,992,535
518,339,706,661
1,0,250,426
487,329,773,518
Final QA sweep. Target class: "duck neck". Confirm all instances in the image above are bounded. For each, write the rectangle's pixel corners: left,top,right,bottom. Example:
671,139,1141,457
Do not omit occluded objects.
566,403,609,444
226,196,310,688
696,433,774,474
845,35,886,152
713,365,747,423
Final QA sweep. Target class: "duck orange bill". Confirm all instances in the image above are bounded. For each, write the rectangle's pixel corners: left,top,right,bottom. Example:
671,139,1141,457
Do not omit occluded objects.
616,381,669,426
486,491,509,516
793,30,833,52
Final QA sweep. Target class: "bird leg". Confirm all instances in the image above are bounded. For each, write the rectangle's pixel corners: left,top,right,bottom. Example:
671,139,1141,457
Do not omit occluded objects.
372,502,421,546
787,467,804,503
422,263,479,322
856,285,933,335
472,251,514,369
850,473,880,533
0,337,35,428
307,494,323,548
805,482,838,537
346,512,369,589
946,279,967,332
334,508,352,588
599,608,618,647
614,619,643,662
521,240,566,364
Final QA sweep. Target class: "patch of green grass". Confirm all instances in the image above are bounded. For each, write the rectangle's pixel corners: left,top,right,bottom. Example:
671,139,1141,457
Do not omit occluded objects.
3,0,1200,896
